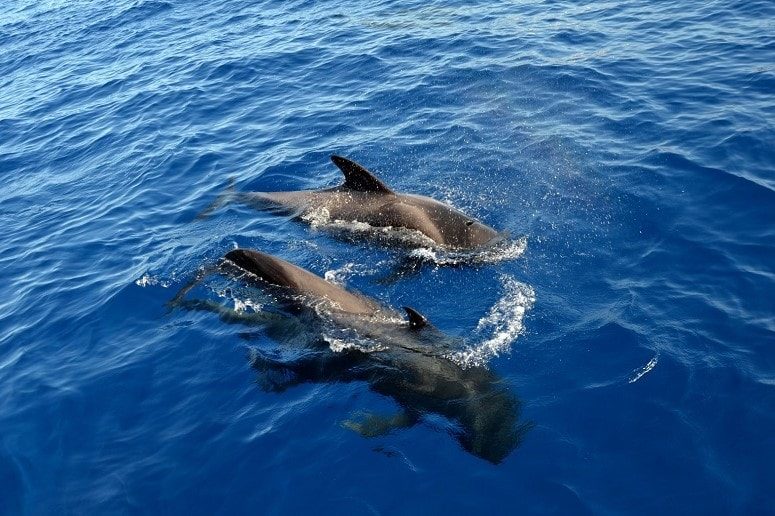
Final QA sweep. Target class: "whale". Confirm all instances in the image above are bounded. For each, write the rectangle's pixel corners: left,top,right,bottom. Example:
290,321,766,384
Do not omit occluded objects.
170,248,530,463
228,156,503,249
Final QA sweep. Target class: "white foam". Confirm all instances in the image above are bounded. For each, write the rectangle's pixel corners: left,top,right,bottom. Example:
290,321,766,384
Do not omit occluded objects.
301,206,331,226
232,297,263,314
629,354,659,383
329,219,441,249
324,262,363,286
323,331,387,354
134,274,170,288
408,235,528,266
304,206,528,267
212,286,264,313
448,276,536,368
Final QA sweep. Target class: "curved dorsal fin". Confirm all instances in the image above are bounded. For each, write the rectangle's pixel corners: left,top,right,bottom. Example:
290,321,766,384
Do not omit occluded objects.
403,306,428,330
331,155,393,194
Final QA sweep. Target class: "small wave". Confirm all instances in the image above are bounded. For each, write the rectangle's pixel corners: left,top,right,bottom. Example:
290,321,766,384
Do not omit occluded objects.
448,276,536,369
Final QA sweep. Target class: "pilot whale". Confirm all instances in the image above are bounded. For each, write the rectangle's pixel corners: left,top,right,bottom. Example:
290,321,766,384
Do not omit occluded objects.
233,156,502,249
171,248,530,463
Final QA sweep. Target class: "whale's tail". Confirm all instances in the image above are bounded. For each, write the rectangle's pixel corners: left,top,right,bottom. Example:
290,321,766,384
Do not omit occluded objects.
196,177,236,220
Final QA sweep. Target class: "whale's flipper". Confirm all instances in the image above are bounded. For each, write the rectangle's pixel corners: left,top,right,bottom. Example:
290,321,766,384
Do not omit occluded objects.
331,155,393,194
342,409,418,437
403,306,428,330
166,264,220,312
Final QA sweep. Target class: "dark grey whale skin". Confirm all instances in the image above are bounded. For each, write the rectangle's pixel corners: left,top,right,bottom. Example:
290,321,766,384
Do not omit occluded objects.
222,248,530,464
240,155,502,249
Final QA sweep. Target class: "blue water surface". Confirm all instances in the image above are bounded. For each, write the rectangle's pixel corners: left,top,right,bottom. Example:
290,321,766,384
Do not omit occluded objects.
1,0,773,513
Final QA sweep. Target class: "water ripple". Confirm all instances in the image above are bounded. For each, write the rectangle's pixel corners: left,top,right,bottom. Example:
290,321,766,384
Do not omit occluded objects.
1,0,773,513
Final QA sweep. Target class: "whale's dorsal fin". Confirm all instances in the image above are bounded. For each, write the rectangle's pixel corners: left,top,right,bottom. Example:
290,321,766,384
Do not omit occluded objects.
331,155,393,194
403,306,428,330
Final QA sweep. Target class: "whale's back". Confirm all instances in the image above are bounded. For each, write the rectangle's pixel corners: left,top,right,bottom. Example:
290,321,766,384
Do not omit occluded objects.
224,249,381,315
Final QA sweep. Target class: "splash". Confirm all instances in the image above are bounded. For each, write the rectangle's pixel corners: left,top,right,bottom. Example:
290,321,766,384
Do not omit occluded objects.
300,206,332,226
135,273,170,288
211,284,265,313
310,210,441,250
323,262,382,286
407,235,528,266
448,276,536,369
322,327,388,354
303,205,528,266
329,221,440,249
230,296,263,314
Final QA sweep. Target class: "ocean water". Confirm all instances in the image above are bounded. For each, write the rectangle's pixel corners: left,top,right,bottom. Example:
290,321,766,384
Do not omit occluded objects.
1,0,773,513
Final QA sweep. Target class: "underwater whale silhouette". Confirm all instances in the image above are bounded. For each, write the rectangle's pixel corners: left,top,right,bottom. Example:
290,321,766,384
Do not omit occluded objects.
170,248,531,463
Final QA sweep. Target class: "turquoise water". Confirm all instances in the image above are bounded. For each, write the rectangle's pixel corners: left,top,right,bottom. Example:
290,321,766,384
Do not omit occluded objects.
1,0,773,513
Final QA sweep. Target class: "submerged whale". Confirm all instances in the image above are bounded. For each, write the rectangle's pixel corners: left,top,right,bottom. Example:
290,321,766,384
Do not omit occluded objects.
233,156,503,249
171,249,530,463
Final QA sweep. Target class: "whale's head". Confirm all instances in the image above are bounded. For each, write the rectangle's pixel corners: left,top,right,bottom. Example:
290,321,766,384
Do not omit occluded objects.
450,372,532,464
459,217,502,248
406,195,501,249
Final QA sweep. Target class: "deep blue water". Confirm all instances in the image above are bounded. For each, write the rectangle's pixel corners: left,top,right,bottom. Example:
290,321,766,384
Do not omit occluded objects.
1,0,774,513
